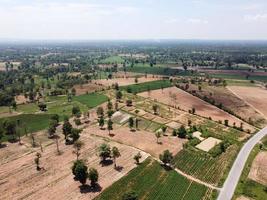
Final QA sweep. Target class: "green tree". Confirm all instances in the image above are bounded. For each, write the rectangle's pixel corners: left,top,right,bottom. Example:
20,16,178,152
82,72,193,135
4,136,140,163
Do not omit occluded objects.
0,127,4,146
98,116,105,129
116,90,122,101
112,146,121,168
74,161,88,185
98,143,111,162
88,168,99,187
62,119,72,142
70,128,81,143
159,150,173,166
128,117,134,131
178,125,187,138
107,99,113,110
72,106,81,118
107,119,113,135
73,140,84,160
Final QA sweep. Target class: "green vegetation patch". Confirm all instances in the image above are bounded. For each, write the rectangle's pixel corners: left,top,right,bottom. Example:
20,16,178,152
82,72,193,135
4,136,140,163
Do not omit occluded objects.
100,56,124,64
0,114,53,141
95,158,211,200
73,93,109,108
120,80,172,94
173,144,240,186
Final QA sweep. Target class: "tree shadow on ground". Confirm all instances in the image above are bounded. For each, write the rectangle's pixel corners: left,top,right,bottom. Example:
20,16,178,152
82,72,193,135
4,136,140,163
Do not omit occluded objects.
100,159,113,167
0,143,7,148
115,165,123,172
160,164,173,171
79,184,102,194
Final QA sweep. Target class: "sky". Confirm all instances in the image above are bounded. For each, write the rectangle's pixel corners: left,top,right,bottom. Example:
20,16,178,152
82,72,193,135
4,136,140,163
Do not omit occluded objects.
0,0,267,40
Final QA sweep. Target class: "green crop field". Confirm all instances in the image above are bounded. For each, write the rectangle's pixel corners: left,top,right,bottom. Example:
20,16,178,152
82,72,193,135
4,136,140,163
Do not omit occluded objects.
94,158,214,200
73,93,108,108
120,80,172,93
100,56,124,64
0,114,53,141
173,145,239,186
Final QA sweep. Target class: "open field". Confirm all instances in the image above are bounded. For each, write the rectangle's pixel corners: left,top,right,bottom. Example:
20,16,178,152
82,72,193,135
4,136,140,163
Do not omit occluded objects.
248,151,267,186
195,137,222,152
0,132,148,200
95,158,215,200
85,124,186,158
73,83,105,95
185,83,267,128
73,93,109,109
139,87,254,132
173,144,240,186
121,79,172,93
93,76,161,87
228,86,267,119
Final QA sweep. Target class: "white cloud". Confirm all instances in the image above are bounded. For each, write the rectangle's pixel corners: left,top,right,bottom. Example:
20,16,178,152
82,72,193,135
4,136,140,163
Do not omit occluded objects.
244,14,267,22
187,18,208,24
165,18,180,24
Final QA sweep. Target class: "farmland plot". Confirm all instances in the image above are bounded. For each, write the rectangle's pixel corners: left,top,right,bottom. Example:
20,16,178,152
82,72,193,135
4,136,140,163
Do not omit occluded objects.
94,158,214,200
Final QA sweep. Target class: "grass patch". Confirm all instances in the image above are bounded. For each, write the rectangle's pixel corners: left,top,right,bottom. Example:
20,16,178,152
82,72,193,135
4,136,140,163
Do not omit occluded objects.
73,93,109,108
94,158,212,200
120,80,172,93
100,56,124,64
0,114,53,141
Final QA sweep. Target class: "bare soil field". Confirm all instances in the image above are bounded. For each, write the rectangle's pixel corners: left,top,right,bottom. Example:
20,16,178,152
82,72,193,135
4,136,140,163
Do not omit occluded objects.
139,87,254,132
93,76,160,87
85,124,186,158
228,86,267,119
248,151,267,185
73,83,104,95
186,84,266,128
0,132,148,200
196,137,222,152
0,61,21,71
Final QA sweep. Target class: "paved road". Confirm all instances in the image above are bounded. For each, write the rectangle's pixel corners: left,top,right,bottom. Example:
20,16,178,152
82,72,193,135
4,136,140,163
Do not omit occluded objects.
217,126,267,200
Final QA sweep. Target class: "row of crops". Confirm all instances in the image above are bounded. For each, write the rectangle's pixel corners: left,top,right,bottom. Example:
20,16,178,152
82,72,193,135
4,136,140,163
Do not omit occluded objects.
173,145,239,185
94,158,213,200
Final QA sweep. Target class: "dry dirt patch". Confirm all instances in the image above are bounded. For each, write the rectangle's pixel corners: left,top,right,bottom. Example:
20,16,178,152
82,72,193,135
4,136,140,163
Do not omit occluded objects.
93,76,160,87
196,137,222,152
0,133,148,200
228,86,267,119
85,124,186,158
15,95,28,104
248,151,267,185
139,87,254,132
73,83,104,95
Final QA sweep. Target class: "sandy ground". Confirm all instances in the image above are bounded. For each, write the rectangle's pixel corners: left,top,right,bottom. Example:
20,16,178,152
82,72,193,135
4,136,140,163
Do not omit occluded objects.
93,76,160,87
0,61,20,71
0,132,148,200
248,151,267,185
85,124,186,158
196,137,222,152
236,196,252,200
139,87,254,132
228,86,267,119
73,83,104,95
15,95,28,104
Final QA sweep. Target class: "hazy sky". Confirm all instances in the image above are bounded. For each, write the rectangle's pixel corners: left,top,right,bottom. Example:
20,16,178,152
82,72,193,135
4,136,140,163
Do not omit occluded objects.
0,0,267,40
